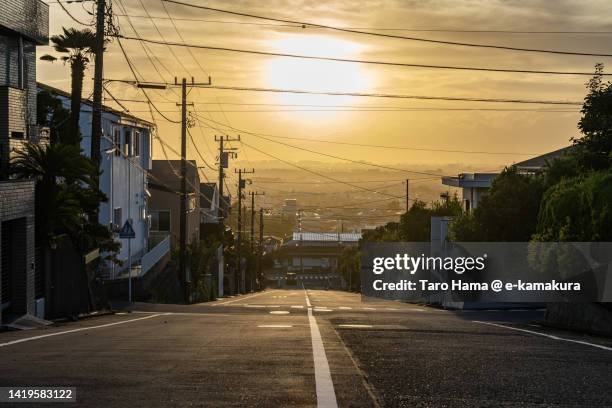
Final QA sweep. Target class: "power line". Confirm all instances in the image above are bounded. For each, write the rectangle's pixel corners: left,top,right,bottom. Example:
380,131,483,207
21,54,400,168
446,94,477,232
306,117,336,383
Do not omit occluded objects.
194,116,445,176
240,139,403,199
252,178,422,184
102,99,580,112
96,107,579,113
134,0,193,76
107,79,582,105
109,15,612,34
56,0,94,26
102,88,566,157
159,0,210,77
226,130,541,156
114,34,612,77
192,111,541,158
161,0,612,58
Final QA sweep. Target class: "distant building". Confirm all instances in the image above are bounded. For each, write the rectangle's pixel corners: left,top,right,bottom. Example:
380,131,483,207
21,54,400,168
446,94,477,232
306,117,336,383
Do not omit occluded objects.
441,173,497,212
281,198,297,219
149,160,200,248
0,0,49,323
199,182,219,225
37,83,159,280
441,147,572,212
513,146,573,173
274,232,361,288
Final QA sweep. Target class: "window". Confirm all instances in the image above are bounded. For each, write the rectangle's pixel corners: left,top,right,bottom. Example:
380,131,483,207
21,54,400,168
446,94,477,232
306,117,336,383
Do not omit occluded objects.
113,207,122,229
133,131,140,157
113,127,121,157
124,129,131,157
10,131,24,139
151,211,170,232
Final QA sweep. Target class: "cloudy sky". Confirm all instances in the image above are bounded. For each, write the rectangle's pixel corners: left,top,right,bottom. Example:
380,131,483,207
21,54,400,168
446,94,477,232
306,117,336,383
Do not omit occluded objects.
39,0,612,179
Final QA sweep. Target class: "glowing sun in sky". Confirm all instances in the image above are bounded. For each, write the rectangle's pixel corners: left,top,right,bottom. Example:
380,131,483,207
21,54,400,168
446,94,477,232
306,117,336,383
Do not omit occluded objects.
264,35,373,116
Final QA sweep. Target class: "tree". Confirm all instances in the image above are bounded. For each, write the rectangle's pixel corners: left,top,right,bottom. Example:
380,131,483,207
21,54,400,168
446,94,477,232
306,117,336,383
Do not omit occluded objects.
450,167,545,241
399,196,462,242
41,28,97,145
534,171,612,241
574,63,612,172
361,222,400,243
37,90,70,145
338,246,360,291
10,143,117,257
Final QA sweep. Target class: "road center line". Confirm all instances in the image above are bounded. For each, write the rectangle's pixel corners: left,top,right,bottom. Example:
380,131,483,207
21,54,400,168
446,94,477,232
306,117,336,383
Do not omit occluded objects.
473,321,612,352
304,288,338,408
0,313,167,349
212,290,276,306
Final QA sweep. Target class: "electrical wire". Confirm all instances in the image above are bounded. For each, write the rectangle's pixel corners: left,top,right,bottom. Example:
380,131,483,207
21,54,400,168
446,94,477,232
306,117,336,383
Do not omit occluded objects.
114,34,612,77
107,79,582,105
161,0,612,58
240,139,404,199
56,0,94,26
108,15,612,34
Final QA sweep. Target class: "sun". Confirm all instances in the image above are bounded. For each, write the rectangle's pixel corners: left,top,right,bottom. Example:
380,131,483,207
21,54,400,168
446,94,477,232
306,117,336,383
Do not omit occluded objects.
264,34,373,116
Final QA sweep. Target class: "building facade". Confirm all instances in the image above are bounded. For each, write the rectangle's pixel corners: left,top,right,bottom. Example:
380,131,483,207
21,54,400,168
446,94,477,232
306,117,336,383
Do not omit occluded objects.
149,160,200,248
37,83,156,279
0,0,49,323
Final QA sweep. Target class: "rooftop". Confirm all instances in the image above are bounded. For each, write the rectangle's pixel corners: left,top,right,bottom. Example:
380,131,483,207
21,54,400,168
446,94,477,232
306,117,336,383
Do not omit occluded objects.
291,232,361,242
513,146,572,171
37,82,154,127
442,173,498,188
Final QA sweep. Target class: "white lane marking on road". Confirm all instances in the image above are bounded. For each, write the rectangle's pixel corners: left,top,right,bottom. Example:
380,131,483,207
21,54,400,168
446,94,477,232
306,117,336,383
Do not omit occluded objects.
258,325,293,328
0,314,167,349
303,287,338,408
473,321,612,352
212,290,277,306
314,309,333,313
244,305,266,308
338,307,352,310
269,311,290,315
291,305,304,309
361,307,376,311
338,324,373,329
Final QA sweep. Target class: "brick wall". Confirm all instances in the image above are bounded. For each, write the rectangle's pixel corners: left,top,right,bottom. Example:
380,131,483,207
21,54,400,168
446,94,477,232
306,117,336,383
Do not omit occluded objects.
0,0,49,44
0,179,35,322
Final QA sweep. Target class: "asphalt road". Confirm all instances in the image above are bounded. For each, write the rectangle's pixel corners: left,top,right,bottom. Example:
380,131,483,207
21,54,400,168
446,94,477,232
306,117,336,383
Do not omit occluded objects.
0,289,611,407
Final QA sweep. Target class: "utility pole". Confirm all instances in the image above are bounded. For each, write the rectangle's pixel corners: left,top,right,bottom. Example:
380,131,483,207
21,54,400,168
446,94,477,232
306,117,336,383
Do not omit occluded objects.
173,77,211,304
235,168,254,294
249,191,265,252
213,135,237,299
215,135,239,221
179,78,189,304
406,179,410,211
258,208,265,291
249,191,264,291
91,0,105,216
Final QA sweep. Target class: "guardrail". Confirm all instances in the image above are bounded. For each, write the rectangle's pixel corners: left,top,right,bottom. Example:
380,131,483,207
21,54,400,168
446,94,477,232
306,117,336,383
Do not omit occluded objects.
140,235,170,277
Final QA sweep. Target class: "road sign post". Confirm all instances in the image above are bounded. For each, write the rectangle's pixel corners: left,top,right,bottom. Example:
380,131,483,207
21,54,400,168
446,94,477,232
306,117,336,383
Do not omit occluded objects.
119,220,136,302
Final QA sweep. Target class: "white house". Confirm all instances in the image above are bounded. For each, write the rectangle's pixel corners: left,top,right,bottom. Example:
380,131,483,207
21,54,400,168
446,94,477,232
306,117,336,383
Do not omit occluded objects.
441,146,572,212
38,83,168,279
441,172,497,212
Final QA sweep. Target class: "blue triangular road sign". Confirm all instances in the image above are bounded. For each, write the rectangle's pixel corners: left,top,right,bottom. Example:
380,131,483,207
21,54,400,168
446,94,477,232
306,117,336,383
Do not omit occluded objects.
119,220,136,239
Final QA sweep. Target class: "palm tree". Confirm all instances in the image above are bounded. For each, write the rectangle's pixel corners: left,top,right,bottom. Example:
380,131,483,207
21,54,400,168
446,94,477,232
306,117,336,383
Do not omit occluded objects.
10,143,97,245
41,28,97,146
